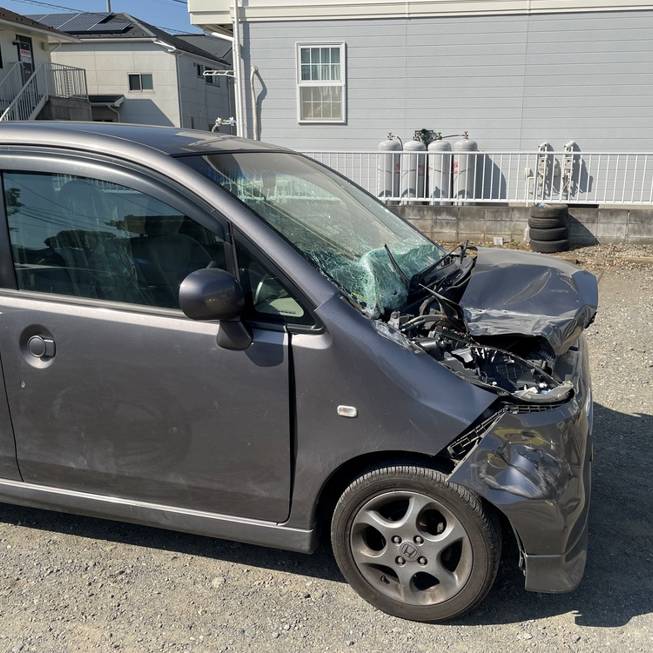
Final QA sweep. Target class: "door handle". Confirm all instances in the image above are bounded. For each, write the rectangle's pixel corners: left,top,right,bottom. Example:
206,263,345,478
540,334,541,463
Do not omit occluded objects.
27,335,56,359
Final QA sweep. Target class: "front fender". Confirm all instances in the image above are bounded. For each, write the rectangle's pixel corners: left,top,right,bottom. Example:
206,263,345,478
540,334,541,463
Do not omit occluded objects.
286,295,496,530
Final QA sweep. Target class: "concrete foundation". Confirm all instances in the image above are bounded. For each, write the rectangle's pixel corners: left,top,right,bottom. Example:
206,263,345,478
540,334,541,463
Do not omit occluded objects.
393,205,653,245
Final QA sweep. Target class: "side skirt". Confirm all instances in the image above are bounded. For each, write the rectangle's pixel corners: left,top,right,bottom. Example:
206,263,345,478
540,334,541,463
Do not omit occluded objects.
0,478,317,553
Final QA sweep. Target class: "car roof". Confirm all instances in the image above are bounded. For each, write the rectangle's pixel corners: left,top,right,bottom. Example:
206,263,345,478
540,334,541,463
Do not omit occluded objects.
0,121,288,157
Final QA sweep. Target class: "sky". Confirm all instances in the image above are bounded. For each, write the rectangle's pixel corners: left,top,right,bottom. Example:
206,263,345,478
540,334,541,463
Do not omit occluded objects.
2,0,200,34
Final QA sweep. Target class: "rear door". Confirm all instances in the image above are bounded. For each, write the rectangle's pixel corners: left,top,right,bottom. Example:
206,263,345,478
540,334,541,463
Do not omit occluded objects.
0,151,293,522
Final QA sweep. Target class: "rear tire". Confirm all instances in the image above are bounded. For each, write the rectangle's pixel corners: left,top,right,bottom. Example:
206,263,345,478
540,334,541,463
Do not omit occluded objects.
529,226,568,241
331,464,501,622
530,238,569,253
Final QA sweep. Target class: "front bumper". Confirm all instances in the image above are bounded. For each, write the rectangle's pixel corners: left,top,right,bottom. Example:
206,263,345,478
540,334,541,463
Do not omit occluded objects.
449,337,592,593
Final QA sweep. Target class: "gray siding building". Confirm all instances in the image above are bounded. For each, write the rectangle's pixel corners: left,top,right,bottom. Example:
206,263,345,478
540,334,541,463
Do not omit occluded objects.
188,1,653,152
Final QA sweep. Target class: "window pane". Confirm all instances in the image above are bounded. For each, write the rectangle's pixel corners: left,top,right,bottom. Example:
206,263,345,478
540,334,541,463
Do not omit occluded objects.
300,87,313,119
235,240,306,321
300,86,342,121
3,172,225,309
330,86,343,119
128,74,140,91
322,96,332,120
298,45,345,121
141,74,153,90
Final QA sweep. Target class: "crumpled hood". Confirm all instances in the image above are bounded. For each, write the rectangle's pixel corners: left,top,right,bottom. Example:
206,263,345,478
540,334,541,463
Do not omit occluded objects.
460,248,598,355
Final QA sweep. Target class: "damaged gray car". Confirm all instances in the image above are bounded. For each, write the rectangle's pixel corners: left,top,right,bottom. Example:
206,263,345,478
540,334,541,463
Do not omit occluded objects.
0,123,596,623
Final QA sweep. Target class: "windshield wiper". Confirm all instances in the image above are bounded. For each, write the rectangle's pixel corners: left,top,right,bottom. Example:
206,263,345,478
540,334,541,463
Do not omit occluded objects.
384,244,410,285
410,240,470,288
384,243,464,322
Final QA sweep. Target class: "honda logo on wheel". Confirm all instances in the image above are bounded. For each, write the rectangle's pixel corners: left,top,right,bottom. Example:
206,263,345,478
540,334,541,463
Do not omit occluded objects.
400,542,418,560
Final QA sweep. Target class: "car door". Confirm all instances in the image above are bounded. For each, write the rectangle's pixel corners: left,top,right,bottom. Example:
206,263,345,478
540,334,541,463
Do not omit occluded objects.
0,152,293,522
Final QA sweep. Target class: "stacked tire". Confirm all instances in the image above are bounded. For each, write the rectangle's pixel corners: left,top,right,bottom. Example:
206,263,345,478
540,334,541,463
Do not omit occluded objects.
528,205,569,253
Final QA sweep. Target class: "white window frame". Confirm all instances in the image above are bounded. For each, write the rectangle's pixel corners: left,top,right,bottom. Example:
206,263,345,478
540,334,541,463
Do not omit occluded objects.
296,42,346,125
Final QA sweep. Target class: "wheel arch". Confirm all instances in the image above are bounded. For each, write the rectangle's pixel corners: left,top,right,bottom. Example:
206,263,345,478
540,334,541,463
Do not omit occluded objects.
309,450,519,565
311,450,454,542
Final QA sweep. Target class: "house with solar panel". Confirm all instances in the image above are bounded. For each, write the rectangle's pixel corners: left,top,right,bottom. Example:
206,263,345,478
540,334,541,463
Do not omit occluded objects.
0,7,91,122
28,11,235,131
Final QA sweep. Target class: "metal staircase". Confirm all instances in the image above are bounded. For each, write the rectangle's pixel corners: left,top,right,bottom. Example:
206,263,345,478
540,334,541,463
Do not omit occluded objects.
0,61,88,122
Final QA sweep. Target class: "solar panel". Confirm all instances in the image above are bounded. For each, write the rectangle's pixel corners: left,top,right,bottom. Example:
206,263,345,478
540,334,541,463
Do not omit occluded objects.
88,21,132,33
29,13,68,28
27,11,134,35
56,12,109,32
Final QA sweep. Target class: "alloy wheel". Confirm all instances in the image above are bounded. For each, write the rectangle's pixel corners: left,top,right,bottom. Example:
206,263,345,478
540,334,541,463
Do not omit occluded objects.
349,490,473,606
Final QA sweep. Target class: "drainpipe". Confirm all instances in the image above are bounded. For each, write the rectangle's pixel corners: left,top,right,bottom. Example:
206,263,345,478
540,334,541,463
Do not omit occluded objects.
250,65,259,140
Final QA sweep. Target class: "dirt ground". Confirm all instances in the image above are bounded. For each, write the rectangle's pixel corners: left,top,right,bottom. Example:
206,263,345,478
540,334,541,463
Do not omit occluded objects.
0,249,651,653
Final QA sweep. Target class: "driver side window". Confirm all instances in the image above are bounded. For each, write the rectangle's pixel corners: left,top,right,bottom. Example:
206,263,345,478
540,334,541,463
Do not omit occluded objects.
3,171,226,309
235,239,310,325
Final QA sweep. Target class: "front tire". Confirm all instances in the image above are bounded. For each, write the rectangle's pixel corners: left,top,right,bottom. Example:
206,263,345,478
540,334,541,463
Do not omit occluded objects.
331,464,501,622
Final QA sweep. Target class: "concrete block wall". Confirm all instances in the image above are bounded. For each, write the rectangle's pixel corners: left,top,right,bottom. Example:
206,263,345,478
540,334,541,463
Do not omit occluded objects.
38,97,93,121
394,205,653,245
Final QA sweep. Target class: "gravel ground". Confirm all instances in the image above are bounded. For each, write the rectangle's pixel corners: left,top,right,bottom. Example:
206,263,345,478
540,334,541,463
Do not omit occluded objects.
0,257,651,653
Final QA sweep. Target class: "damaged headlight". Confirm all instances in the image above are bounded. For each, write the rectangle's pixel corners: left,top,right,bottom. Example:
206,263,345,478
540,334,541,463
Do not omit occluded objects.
513,380,574,403
424,338,574,404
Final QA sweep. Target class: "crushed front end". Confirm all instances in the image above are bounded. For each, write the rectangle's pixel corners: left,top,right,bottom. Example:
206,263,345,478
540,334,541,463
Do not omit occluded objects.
449,336,592,592
378,246,597,592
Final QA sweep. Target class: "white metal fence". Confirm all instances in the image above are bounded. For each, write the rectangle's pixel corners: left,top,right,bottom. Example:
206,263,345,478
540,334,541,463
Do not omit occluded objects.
303,150,653,206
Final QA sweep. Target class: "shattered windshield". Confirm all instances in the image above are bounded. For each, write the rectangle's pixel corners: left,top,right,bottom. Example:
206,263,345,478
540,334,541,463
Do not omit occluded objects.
187,152,444,317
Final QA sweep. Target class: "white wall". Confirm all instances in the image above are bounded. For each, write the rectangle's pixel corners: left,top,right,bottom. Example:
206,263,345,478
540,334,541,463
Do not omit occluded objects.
52,42,181,127
0,27,50,72
53,41,235,130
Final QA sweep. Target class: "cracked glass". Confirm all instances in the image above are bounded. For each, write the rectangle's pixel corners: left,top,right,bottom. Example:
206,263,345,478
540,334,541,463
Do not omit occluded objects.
189,153,445,317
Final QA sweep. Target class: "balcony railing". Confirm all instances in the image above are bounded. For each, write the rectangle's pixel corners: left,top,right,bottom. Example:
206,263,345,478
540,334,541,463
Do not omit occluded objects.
47,62,88,100
0,62,88,122
303,149,653,207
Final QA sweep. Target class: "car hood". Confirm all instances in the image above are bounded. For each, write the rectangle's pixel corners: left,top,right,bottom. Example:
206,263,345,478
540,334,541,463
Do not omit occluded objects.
459,247,598,355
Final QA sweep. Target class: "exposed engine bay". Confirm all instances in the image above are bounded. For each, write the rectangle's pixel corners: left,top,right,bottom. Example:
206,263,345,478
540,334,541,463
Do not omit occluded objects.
378,243,596,405
391,311,573,404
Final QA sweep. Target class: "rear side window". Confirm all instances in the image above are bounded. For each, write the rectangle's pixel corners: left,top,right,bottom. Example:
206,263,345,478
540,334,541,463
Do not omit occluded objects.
2,171,226,309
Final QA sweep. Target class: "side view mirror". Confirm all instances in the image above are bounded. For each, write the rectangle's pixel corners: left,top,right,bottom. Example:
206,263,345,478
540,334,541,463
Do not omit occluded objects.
179,268,252,351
